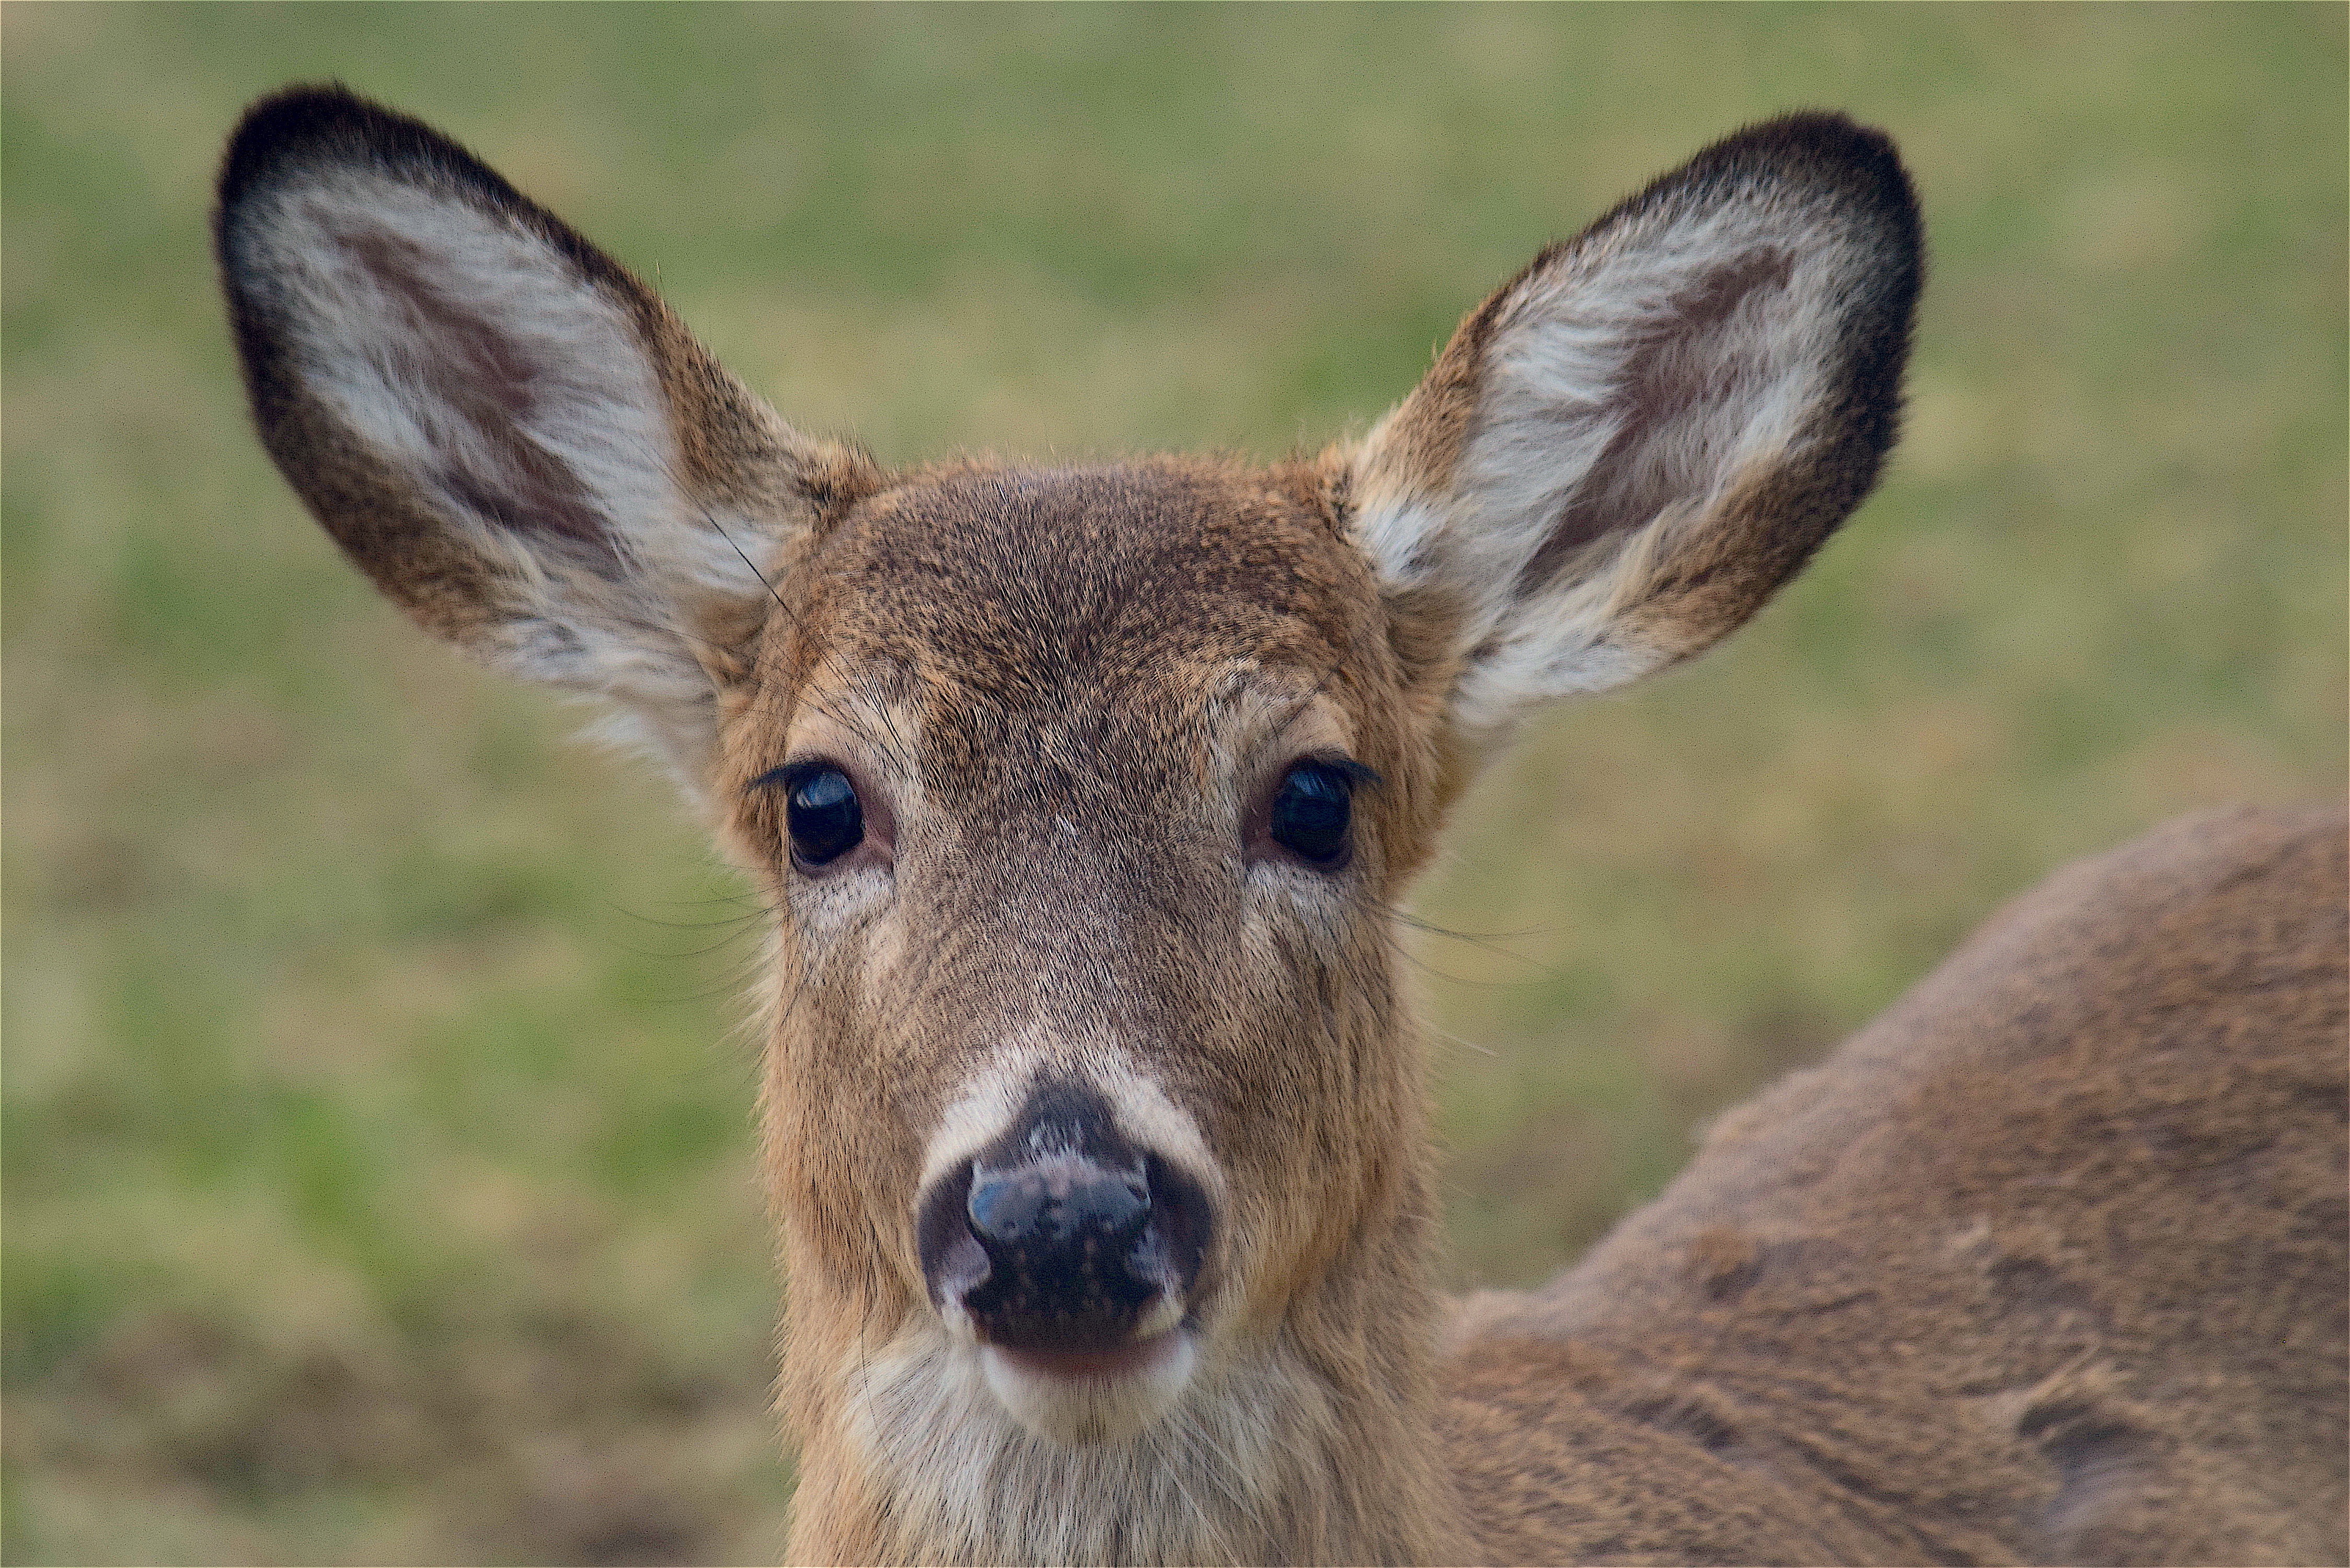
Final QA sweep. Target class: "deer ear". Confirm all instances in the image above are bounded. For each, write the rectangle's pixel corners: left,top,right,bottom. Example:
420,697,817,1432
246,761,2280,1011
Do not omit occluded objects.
1347,112,1921,744
215,85,875,797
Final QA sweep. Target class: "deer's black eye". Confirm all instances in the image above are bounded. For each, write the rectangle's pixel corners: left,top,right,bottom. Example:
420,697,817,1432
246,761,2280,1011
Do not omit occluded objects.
1270,762,1356,866
786,767,864,868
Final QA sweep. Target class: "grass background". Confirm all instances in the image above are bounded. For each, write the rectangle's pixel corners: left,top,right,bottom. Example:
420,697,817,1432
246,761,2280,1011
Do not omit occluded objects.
4,4,2342,1562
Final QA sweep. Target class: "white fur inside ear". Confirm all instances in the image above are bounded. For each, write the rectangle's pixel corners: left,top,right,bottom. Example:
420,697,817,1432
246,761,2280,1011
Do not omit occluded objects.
246,171,683,561
1354,181,1875,733
234,167,780,787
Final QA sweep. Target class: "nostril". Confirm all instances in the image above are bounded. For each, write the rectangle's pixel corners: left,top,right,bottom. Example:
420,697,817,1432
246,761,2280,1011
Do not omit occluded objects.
966,1171,1042,1245
1138,1154,1211,1299
916,1161,988,1310
1070,1175,1149,1244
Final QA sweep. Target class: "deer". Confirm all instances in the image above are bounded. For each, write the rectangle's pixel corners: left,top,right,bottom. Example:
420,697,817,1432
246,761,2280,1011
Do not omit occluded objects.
214,85,2347,1566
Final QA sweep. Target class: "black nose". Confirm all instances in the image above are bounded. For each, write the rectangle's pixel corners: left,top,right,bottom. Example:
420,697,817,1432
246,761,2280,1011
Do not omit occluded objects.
916,1081,1211,1355
960,1155,1160,1351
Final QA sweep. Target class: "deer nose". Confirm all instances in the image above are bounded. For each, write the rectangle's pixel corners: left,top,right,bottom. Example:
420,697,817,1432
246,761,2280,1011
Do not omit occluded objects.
954,1154,1161,1351
967,1159,1151,1259
916,1082,1211,1357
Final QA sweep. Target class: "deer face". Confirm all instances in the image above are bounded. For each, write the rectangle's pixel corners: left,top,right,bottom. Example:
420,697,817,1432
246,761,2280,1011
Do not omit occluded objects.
716,461,1446,1442
216,86,1917,1463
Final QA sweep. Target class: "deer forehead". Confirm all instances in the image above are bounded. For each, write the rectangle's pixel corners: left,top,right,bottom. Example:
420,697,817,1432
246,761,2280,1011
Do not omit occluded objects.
734,462,1406,796
790,464,1380,683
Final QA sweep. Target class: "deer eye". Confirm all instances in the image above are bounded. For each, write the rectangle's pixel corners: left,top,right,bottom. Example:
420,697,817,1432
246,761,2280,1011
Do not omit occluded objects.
1269,762,1356,866
786,767,864,868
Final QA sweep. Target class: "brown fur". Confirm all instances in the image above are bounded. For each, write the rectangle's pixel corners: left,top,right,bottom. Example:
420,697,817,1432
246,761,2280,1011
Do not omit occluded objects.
216,87,2347,1565
1445,804,2348,1564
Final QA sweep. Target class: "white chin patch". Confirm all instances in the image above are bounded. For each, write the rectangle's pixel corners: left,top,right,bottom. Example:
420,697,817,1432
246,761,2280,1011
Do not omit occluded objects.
978,1331,1198,1446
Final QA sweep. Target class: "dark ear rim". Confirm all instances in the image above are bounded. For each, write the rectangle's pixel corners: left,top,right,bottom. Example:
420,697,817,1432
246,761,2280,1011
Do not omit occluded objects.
213,83,879,608
1355,109,1923,547
1348,111,1925,726
215,82,636,316
214,80,879,515
1592,110,1921,266
1435,110,1924,513
1615,111,1925,655
1656,111,1925,498
211,83,653,624
212,84,662,496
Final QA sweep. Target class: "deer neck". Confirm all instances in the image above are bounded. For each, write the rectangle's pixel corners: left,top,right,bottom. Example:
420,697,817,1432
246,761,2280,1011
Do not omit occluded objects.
775,1093,1474,1565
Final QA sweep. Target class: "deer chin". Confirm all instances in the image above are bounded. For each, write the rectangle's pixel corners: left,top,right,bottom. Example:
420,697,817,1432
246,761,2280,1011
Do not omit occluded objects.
977,1326,1197,1445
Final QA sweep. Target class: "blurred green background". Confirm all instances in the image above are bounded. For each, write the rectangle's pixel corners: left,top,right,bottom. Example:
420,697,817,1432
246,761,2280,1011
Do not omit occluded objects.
5,4,2342,1562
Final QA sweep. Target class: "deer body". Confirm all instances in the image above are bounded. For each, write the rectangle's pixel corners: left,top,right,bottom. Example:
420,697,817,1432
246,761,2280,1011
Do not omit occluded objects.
1445,802,2347,1565
215,88,2347,1565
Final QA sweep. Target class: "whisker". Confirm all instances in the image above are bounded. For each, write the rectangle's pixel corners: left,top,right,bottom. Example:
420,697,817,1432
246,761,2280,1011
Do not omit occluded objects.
678,496,920,777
